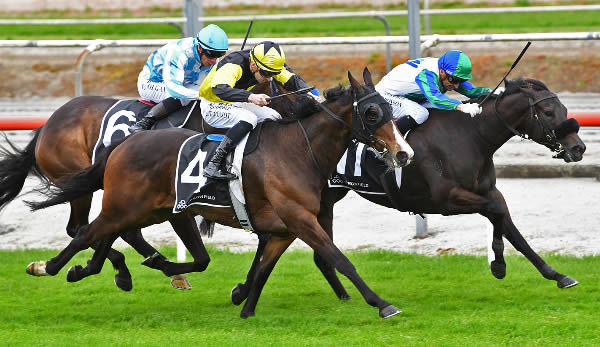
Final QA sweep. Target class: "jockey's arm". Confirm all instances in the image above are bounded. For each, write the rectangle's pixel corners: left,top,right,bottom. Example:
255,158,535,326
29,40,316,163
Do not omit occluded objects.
415,69,461,110
210,63,253,102
273,65,310,91
456,81,491,98
162,47,201,100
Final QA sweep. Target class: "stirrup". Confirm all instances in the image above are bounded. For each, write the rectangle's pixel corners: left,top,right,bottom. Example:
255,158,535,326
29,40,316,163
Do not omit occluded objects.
128,117,155,133
203,162,237,180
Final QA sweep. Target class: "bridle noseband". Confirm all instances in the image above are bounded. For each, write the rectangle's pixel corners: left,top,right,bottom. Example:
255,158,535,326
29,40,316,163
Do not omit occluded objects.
493,91,564,152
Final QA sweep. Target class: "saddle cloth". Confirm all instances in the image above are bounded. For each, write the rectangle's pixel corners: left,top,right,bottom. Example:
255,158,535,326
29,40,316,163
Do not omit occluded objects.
173,133,250,213
328,139,402,195
92,99,197,164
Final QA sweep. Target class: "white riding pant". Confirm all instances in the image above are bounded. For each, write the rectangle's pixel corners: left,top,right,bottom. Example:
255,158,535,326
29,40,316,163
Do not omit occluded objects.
137,66,196,106
378,91,432,125
199,98,282,129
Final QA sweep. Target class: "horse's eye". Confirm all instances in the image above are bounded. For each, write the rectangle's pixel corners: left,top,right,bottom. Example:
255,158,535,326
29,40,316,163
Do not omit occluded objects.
366,108,379,122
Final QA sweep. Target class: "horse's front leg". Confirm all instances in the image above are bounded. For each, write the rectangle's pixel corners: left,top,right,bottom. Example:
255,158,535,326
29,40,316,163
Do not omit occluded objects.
141,214,210,289
240,233,295,318
231,232,270,306
484,188,578,289
282,206,400,319
314,188,351,300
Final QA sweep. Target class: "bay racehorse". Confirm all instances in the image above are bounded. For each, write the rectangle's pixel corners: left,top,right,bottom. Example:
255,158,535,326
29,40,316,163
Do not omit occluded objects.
0,81,290,290
231,77,586,304
28,68,414,318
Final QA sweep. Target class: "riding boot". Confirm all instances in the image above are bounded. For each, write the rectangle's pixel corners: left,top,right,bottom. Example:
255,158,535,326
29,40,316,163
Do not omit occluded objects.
394,115,419,135
203,121,253,180
129,97,182,133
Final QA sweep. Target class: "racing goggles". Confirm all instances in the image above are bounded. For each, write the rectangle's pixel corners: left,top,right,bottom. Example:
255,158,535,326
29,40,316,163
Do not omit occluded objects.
259,69,279,78
202,49,226,59
447,75,467,85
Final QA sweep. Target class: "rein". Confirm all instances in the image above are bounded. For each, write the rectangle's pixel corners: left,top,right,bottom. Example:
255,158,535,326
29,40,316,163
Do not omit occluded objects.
493,92,563,152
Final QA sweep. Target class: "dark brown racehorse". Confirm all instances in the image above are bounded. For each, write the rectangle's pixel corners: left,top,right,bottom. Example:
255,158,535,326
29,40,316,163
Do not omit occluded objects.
0,81,289,291
29,69,414,318
231,77,586,304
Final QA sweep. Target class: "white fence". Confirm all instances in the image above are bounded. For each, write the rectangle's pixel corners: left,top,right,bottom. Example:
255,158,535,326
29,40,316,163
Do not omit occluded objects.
1,5,599,25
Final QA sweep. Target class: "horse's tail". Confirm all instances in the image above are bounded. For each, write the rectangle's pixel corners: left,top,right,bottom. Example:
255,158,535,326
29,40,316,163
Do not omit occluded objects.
26,137,126,211
0,129,45,211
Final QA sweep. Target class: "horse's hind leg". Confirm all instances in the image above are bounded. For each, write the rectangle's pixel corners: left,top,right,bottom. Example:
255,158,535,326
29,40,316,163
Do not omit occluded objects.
240,234,295,318
66,233,119,284
44,224,95,276
70,194,132,291
485,188,578,289
141,214,210,278
120,227,191,290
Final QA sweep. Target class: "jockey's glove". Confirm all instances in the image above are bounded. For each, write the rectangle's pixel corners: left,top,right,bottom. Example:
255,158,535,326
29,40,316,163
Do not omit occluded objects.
458,103,483,117
493,87,505,95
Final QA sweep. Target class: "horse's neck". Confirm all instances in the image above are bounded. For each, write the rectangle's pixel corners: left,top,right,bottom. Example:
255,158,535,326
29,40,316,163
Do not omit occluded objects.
476,93,529,153
301,101,354,176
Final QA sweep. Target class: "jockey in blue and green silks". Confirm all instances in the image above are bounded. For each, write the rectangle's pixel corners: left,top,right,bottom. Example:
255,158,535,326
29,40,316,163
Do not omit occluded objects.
375,50,491,134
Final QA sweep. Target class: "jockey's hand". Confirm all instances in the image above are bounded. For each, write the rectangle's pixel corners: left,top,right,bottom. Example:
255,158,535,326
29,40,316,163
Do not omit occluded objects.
248,93,271,106
457,103,483,117
493,87,505,95
307,92,325,103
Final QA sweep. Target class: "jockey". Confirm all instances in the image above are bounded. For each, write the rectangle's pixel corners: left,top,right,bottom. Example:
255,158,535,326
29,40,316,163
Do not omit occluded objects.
129,24,229,133
375,50,491,134
199,41,314,180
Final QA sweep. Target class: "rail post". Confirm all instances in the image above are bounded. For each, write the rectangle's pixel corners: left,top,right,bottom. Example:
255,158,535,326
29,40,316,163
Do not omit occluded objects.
75,40,108,97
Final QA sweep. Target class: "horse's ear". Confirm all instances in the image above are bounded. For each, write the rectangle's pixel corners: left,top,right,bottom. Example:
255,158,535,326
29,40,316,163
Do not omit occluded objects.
363,67,374,87
348,71,361,90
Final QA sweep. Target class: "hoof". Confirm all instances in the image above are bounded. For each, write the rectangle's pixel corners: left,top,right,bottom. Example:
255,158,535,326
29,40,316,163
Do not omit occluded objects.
339,294,352,301
240,310,255,319
66,265,84,282
231,283,246,306
114,276,133,292
141,252,163,270
557,275,579,289
26,261,49,276
379,304,402,319
490,260,506,279
170,275,192,290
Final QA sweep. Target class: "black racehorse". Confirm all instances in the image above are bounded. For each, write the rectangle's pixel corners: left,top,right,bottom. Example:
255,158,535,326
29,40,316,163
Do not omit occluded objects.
230,77,586,305
28,69,414,318
0,81,292,290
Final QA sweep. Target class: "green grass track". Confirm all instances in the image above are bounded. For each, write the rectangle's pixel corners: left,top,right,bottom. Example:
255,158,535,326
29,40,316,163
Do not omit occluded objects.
1,247,599,345
0,11,599,40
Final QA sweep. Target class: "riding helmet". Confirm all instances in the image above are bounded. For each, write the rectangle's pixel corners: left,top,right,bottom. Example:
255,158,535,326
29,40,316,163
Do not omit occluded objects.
438,50,473,80
250,41,286,73
195,24,229,54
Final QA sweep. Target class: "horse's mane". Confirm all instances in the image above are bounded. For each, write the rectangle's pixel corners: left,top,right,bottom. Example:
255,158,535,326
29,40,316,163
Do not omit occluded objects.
504,77,549,96
467,77,550,104
273,85,352,124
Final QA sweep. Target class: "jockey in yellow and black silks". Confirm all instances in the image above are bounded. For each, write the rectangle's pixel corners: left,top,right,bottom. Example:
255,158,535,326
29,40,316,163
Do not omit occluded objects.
199,41,315,180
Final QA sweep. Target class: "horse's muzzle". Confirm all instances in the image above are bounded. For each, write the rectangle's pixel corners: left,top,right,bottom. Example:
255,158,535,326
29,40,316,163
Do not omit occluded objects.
554,144,586,162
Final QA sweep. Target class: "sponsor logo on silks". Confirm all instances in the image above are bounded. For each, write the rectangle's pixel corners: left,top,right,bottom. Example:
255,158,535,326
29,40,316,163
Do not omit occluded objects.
176,200,188,210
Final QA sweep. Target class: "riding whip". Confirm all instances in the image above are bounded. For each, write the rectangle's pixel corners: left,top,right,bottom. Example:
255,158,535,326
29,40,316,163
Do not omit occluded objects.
266,86,316,101
478,41,532,106
240,20,254,50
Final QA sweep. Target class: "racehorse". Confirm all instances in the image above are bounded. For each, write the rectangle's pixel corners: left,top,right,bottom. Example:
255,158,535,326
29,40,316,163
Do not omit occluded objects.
0,81,290,291
230,77,586,304
29,68,414,318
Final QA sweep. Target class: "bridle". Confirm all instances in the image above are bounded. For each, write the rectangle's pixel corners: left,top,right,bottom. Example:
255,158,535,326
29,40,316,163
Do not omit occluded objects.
493,91,564,152
297,87,393,178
